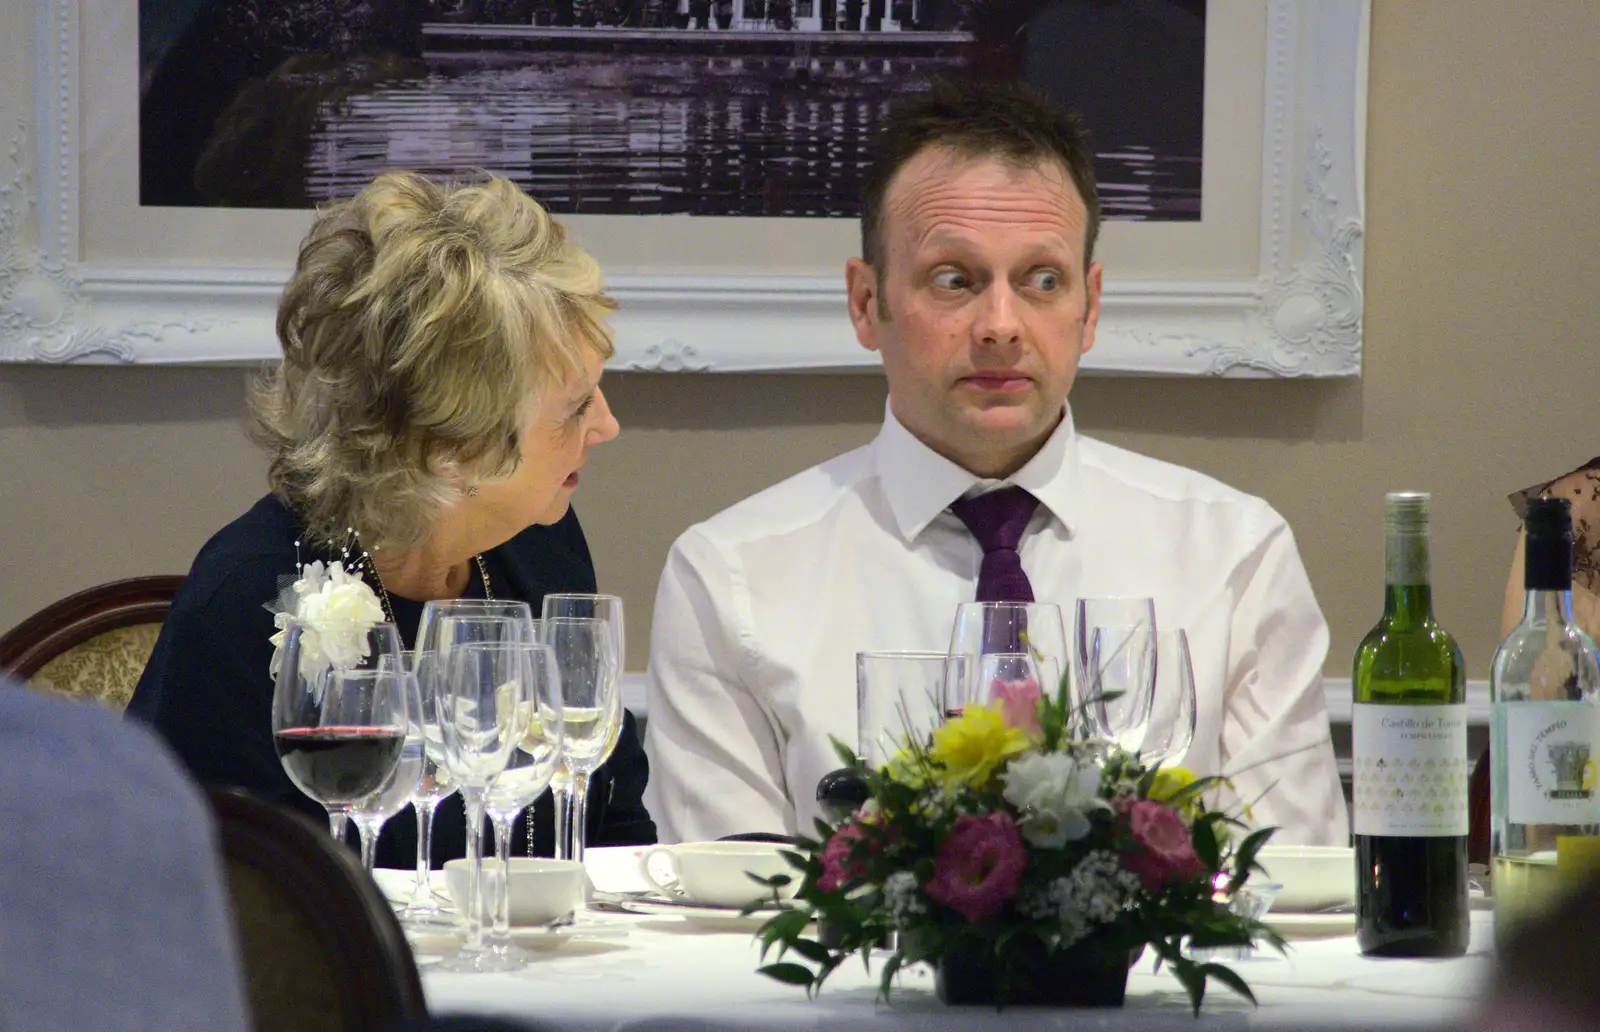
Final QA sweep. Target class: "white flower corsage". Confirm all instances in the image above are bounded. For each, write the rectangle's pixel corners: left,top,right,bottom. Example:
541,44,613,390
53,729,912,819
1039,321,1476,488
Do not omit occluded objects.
266,559,387,682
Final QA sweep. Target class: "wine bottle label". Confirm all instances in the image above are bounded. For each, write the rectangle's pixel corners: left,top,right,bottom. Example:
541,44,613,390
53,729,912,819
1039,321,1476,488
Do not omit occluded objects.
1352,703,1469,836
1501,702,1600,825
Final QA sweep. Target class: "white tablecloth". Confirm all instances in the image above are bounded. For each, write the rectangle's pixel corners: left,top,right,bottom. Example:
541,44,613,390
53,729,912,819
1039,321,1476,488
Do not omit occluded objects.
402,852,1493,1032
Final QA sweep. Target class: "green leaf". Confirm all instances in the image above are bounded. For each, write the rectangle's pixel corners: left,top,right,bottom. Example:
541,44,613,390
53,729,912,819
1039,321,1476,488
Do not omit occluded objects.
878,950,904,1000
830,736,861,769
1166,954,1207,1017
760,908,810,948
1198,962,1258,1007
787,938,834,965
1191,817,1221,871
1233,826,1276,871
758,962,817,987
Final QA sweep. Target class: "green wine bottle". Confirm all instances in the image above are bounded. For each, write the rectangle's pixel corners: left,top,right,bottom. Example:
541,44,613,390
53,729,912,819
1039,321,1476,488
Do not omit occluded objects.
1352,492,1469,957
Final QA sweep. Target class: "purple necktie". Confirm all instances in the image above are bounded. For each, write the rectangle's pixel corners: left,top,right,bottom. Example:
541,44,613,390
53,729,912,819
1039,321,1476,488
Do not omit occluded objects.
950,486,1040,603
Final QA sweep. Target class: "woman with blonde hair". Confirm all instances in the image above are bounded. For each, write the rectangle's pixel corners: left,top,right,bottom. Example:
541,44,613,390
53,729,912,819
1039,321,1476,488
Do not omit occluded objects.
129,171,655,863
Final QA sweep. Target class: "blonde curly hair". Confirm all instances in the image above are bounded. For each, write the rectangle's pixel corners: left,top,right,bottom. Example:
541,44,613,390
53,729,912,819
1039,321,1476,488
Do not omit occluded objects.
251,171,615,551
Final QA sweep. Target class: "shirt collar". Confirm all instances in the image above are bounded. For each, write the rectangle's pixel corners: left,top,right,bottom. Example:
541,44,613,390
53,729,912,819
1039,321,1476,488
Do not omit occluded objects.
874,402,1082,542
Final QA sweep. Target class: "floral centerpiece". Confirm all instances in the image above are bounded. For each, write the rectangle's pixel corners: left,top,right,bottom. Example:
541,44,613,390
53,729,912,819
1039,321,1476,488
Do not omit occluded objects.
752,674,1282,1013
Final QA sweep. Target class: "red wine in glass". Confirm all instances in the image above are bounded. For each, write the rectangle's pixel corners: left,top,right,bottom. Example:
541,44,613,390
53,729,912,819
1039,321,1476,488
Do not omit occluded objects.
275,726,405,804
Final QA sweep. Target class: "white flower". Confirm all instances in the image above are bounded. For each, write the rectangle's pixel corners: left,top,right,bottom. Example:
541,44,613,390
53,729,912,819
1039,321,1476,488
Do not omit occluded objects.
883,870,927,923
1018,851,1141,945
267,560,386,681
1001,751,1107,848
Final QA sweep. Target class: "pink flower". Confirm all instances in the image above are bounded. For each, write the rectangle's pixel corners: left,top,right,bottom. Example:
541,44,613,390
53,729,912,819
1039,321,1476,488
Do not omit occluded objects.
1123,800,1206,891
988,676,1044,739
923,813,1028,922
818,823,870,893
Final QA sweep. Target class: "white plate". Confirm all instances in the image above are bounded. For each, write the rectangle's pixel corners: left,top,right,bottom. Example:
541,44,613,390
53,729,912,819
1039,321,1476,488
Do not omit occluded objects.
615,897,788,931
1263,911,1356,939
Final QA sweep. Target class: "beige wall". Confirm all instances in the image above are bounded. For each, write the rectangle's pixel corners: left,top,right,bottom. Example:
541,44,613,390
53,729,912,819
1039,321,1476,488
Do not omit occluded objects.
4,3,1598,678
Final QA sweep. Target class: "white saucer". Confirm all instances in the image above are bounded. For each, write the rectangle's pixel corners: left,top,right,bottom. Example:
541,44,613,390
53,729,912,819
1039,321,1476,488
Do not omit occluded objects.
1263,911,1356,939
617,897,787,931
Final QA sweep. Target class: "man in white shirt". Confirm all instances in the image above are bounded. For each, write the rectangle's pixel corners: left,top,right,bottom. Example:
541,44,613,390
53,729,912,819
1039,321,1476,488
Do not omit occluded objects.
643,80,1348,848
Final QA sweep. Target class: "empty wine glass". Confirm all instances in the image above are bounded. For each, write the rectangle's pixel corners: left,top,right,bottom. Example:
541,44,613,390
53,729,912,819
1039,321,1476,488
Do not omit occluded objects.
395,649,460,932
271,619,405,842
348,661,425,873
948,602,1069,716
540,594,624,861
855,651,964,768
482,640,564,966
958,651,1059,720
433,615,532,973
539,615,620,874
1084,624,1157,752
1142,628,1199,767
1075,597,1157,732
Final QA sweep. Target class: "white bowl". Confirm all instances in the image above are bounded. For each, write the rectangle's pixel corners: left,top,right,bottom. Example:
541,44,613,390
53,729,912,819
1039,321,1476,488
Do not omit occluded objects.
443,857,585,926
1253,845,1355,913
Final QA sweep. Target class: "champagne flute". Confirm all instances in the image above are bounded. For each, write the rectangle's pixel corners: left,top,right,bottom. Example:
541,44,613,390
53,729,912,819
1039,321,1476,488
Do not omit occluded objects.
483,639,564,966
539,594,624,861
540,615,620,873
947,602,1069,717
348,662,425,873
395,649,460,932
271,619,405,842
433,615,531,973
1142,628,1198,767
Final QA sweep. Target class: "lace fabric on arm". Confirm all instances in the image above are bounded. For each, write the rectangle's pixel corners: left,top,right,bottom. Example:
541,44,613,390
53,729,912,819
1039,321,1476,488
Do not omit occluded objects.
1510,457,1600,636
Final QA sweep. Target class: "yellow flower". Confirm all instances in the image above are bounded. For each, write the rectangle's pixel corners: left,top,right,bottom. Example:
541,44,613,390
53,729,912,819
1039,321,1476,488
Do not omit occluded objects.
929,704,1032,788
882,748,929,789
1148,767,1198,804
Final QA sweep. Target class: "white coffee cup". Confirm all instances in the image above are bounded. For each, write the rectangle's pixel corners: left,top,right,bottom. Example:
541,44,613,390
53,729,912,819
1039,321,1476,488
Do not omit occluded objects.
443,857,585,926
639,841,797,909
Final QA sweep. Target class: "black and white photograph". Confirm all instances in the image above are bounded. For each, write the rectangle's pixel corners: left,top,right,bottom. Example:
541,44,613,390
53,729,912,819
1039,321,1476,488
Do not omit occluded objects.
139,0,1205,219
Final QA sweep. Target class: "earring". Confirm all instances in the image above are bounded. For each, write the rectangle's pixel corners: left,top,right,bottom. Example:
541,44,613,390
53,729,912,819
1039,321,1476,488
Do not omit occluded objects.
467,486,479,498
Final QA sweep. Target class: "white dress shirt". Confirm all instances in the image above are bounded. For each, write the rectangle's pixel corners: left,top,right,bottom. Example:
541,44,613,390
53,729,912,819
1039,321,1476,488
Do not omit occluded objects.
643,406,1348,847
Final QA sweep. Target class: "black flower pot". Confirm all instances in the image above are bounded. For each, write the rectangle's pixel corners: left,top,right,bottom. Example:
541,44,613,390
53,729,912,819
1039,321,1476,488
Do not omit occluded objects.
934,935,1131,1007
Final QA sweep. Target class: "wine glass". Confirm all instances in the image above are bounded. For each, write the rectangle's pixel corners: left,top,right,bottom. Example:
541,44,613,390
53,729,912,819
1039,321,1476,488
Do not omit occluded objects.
539,615,620,873
539,594,624,862
417,599,535,658
1075,597,1157,734
955,651,1059,719
855,651,964,768
347,662,425,873
271,619,405,842
1142,628,1199,767
394,649,460,932
948,602,1070,717
1083,624,1157,752
482,639,565,966
433,616,532,972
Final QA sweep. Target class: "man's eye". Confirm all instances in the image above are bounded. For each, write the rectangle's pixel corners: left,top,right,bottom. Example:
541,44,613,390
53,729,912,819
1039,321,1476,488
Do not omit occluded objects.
1029,270,1062,291
932,270,969,291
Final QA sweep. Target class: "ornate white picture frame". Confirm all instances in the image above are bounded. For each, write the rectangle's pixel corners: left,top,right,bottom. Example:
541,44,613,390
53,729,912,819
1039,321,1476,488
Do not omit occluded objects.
1,0,1366,376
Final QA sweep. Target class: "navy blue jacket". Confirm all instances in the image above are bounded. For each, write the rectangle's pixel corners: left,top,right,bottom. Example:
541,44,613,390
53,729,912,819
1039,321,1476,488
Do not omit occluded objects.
128,494,656,865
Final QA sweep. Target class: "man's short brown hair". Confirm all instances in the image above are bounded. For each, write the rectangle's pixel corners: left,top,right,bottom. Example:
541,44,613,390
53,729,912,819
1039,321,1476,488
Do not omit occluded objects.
860,78,1101,274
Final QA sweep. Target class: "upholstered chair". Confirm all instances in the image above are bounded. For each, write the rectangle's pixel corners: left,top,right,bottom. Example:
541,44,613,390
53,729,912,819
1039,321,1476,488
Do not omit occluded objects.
0,576,183,709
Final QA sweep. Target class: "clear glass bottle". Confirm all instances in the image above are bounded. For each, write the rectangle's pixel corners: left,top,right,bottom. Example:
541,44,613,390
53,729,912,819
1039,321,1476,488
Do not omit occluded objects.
1490,496,1600,939
1351,492,1469,956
